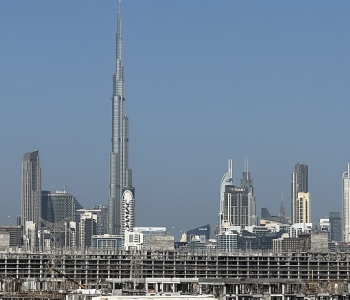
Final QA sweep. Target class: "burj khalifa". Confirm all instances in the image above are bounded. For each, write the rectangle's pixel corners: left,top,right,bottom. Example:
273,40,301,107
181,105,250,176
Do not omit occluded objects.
108,1,135,236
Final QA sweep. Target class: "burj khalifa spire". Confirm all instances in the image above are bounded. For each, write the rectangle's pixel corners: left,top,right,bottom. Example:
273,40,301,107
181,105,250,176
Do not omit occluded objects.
108,0,135,236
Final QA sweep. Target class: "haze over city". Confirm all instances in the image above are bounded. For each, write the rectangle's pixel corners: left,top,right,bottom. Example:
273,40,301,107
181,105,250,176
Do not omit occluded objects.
1,1,350,236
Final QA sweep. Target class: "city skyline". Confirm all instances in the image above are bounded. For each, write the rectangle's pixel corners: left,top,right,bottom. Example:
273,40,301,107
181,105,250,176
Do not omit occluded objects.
1,1,350,233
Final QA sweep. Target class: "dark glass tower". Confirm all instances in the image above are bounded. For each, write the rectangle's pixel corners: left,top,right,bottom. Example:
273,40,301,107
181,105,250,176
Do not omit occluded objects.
329,212,342,242
41,191,54,224
108,1,135,235
21,150,41,231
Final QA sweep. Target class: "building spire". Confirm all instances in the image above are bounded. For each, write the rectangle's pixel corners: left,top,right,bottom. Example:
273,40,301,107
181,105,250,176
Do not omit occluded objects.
114,0,123,97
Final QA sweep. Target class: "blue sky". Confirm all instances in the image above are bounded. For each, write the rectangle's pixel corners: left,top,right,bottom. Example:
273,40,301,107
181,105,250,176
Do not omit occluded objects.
1,1,350,238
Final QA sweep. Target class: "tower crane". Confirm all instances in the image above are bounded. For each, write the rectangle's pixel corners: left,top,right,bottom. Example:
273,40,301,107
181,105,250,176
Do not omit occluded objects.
48,266,87,290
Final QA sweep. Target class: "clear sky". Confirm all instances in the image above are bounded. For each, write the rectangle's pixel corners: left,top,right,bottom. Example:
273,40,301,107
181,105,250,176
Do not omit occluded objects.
1,1,350,238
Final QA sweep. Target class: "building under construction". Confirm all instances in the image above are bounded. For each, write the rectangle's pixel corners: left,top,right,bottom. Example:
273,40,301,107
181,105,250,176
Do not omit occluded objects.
1,250,350,299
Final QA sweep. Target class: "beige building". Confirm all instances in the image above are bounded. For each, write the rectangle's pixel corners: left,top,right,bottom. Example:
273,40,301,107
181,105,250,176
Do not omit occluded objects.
296,192,311,223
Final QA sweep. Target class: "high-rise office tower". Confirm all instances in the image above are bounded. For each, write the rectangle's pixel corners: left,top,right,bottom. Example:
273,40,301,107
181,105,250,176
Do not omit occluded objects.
94,205,108,235
50,189,82,224
108,2,135,236
241,161,257,226
291,163,308,224
342,163,350,242
79,211,97,248
49,189,82,248
295,192,311,223
218,159,257,233
329,212,342,242
21,150,41,234
41,190,54,224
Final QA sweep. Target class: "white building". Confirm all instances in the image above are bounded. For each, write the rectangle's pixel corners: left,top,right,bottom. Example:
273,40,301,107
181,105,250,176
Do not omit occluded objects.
296,192,311,223
24,221,37,252
79,212,97,248
343,163,350,242
320,218,330,232
287,223,314,238
124,231,143,250
121,190,135,234
133,227,167,236
217,232,238,252
91,234,123,250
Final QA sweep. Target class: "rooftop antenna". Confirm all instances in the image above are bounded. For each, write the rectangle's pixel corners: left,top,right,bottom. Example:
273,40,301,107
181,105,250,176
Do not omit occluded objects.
243,156,249,181
247,156,249,181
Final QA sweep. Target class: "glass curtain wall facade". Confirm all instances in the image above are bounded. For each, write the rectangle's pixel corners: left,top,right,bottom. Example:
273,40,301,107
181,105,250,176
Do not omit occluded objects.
21,150,41,234
108,1,135,236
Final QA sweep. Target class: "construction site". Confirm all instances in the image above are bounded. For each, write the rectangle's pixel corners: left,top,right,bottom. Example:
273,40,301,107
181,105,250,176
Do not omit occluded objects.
0,250,350,300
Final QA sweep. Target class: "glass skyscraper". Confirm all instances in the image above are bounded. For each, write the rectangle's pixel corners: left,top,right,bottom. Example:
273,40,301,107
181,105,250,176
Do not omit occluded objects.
21,150,41,232
108,1,135,236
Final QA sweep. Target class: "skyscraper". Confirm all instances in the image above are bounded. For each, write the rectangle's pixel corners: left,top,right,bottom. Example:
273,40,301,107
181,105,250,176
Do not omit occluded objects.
108,2,135,236
49,189,83,248
21,150,41,232
342,163,350,242
41,190,54,224
218,159,257,233
329,212,342,242
295,192,311,223
291,163,308,224
50,189,82,224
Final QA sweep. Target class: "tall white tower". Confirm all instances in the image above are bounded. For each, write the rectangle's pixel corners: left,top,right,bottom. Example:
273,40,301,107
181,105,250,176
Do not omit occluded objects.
218,159,233,234
108,1,135,236
343,163,350,242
